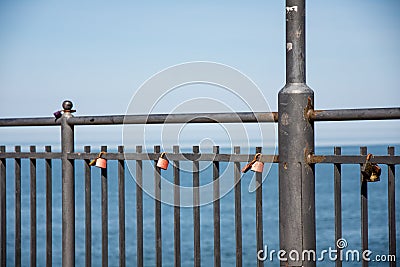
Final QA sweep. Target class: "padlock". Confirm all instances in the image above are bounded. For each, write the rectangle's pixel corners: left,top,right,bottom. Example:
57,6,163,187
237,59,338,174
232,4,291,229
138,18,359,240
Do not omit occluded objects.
361,153,381,182
157,152,169,170
53,110,62,120
95,157,107,169
89,152,107,169
242,153,263,173
251,154,264,173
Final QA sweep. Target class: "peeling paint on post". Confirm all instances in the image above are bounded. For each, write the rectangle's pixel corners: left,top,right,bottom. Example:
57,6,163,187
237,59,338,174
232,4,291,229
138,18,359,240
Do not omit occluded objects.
278,1,316,267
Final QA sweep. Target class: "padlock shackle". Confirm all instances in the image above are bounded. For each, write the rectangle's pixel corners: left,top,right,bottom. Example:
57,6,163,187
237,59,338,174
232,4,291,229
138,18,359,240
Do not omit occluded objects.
160,152,167,158
366,153,372,161
98,151,106,158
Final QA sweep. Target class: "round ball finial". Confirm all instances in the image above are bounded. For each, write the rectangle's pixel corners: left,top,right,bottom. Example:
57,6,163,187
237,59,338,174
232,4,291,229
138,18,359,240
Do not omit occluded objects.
62,100,73,111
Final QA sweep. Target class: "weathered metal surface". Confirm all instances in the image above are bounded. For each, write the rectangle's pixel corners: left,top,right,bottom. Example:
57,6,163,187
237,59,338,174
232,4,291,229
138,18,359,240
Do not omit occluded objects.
279,1,316,266
307,154,400,165
0,117,60,126
234,146,242,267
136,146,143,267
334,147,342,267
101,146,108,267
15,146,21,267
387,147,396,267
154,146,162,267
255,147,263,267
193,146,201,267
45,146,52,267
173,146,181,267
0,112,278,127
30,146,37,267
67,152,279,163
118,146,126,267
1,149,398,164
360,147,368,267
2,107,400,127
71,112,278,125
285,1,306,83
61,107,75,267
213,146,221,267
308,108,400,121
0,152,62,159
1,107,400,127
84,146,91,267
0,146,6,267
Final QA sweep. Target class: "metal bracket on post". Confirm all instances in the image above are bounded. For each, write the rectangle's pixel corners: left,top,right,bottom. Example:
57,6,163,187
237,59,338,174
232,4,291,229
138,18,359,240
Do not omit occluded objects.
278,1,316,267
61,100,75,267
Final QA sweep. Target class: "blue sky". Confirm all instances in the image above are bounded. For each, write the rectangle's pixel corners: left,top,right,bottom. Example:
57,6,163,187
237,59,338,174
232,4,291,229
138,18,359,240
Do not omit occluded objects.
0,0,399,147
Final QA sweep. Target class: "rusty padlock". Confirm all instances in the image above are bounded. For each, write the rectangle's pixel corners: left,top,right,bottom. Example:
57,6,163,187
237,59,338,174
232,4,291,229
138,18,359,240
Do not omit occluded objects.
157,152,169,170
242,153,263,173
89,151,107,169
251,154,264,173
361,153,381,182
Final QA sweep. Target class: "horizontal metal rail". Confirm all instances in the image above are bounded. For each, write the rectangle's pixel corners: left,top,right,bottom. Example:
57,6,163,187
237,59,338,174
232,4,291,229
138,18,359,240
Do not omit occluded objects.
0,152,62,159
0,107,399,127
308,108,400,121
307,154,400,165
0,112,278,127
0,151,279,163
71,112,278,125
2,151,399,165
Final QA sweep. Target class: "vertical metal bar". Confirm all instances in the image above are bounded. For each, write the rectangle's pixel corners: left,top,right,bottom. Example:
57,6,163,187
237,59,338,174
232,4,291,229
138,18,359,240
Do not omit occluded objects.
61,101,75,267
118,146,126,267
360,147,368,267
286,0,306,84
15,146,21,267
279,1,315,266
101,146,108,267
30,145,37,267
154,145,162,267
334,147,342,267
213,146,221,267
173,145,181,267
45,146,52,267
0,145,6,267
136,146,143,267
255,147,263,267
84,146,91,267
387,147,396,267
193,146,200,267
234,146,242,267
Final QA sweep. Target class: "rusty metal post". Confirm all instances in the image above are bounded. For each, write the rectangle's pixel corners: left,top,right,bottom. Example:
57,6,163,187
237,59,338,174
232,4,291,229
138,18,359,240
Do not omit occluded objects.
61,100,75,267
278,1,315,267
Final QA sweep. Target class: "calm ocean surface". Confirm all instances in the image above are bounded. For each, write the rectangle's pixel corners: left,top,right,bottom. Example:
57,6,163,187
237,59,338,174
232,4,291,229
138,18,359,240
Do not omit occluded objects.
3,144,400,266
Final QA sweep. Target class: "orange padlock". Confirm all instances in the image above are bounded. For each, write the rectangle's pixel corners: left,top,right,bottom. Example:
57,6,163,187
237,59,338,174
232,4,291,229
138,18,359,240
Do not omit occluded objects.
89,151,107,169
251,160,264,173
95,157,107,169
157,152,169,170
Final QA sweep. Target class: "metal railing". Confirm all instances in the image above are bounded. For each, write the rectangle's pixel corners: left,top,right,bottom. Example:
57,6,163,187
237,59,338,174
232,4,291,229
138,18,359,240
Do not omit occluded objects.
1,0,400,266
0,106,399,267
0,141,280,267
